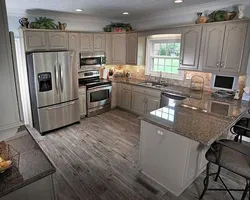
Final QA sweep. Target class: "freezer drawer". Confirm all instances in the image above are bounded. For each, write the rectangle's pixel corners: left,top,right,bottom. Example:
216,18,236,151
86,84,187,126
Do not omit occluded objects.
37,99,80,133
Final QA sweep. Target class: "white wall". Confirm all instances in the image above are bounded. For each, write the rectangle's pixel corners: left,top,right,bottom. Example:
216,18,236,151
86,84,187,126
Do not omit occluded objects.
131,0,250,30
7,10,113,37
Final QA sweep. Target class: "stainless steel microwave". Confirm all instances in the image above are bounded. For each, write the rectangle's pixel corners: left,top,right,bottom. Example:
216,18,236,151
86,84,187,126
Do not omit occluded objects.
79,51,106,72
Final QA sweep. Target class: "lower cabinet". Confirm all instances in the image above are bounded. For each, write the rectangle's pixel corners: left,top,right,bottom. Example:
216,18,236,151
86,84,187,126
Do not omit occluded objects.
131,86,161,115
132,91,146,116
121,89,132,110
79,87,87,118
111,82,118,109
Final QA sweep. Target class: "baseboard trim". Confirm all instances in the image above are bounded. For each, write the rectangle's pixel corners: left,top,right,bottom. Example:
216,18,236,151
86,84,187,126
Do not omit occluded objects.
0,121,23,132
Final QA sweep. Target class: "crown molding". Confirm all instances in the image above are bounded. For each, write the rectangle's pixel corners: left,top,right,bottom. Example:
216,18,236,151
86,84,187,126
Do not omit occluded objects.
131,0,250,23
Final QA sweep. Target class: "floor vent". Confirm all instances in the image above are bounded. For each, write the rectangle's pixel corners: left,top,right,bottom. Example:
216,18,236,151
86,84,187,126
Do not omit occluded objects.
136,177,159,194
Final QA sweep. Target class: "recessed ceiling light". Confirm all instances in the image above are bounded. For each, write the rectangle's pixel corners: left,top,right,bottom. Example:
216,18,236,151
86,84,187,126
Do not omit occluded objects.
174,0,183,3
123,12,129,15
76,8,83,12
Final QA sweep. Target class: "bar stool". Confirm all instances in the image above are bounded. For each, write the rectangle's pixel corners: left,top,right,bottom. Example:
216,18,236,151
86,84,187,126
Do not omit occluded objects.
199,123,250,200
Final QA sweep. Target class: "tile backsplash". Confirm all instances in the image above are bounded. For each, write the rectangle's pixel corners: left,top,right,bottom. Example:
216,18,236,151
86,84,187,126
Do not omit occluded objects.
106,65,245,92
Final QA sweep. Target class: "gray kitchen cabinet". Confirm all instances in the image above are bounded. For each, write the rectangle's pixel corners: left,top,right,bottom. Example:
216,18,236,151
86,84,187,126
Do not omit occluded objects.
0,0,21,131
202,24,225,72
48,32,68,50
112,34,126,64
111,82,118,109
68,33,80,69
105,34,112,64
79,87,86,118
132,91,146,116
121,89,132,110
80,33,93,52
126,33,138,65
131,86,161,115
180,26,202,70
146,96,161,113
94,34,106,51
24,31,47,51
220,22,248,73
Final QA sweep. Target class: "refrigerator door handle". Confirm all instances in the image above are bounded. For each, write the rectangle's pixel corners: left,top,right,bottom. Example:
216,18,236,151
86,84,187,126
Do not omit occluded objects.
59,63,63,93
44,101,76,110
54,65,59,94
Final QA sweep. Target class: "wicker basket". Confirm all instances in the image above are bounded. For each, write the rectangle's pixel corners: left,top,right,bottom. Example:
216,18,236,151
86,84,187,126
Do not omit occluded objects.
0,142,20,174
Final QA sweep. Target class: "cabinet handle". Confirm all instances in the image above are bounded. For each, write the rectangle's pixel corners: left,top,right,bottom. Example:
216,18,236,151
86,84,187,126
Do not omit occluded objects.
220,61,225,68
44,44,46,46
157,130,164,136
216,61,220,67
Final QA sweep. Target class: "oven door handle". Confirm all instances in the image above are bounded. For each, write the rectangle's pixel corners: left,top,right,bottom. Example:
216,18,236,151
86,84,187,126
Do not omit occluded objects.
88,85,112,90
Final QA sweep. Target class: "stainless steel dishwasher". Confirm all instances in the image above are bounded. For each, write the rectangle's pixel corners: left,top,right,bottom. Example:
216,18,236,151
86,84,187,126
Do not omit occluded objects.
160,92,187,107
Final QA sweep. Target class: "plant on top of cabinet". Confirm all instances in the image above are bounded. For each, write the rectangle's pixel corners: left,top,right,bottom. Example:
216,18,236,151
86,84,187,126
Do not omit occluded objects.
103,22,132,32
30,17,58,29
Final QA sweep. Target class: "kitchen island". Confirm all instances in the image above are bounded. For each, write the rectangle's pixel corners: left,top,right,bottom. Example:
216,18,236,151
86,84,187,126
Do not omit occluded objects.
138,87,249,196
0,126,56,200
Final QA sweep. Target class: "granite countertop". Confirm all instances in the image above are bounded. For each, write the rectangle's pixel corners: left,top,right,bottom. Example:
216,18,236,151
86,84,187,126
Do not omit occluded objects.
112,78,250,146
0,126,56,198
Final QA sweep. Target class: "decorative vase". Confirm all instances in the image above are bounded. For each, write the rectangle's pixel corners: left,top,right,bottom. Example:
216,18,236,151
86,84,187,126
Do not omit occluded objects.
238,5,246,19
19,17,29,28
58,22,67,30
195,13,207,24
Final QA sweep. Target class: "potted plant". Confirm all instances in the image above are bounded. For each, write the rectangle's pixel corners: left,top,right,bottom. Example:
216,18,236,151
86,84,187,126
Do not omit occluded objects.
103,22,132,32
30,17,58,29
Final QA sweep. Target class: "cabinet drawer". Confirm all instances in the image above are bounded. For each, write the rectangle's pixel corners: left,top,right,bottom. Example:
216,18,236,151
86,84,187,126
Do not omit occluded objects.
122,83,132,91
132,86,161,97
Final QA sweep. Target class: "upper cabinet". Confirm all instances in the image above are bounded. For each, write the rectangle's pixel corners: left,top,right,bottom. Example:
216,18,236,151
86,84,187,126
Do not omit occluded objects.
80,33,93,52
220,22,247,74
105,34,113,64
24,31,47,51
112,34,126,64
202,24,225,72
68,33,80,68
48,32,68,50
201,22,248,75
94,34,106,51
126,33,138,65
180,26,202,70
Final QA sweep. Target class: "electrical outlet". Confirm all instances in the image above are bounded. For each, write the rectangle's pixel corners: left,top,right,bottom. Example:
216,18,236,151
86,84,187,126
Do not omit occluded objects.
186,74,192,80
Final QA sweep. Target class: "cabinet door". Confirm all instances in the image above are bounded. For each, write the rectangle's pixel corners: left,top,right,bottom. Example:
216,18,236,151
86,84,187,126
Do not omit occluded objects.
180,26,202,69
80,33,93,52
94,34,106,51
121,89,131,110
79,94,87,118
24,31,47,51
69,33,80,69
146,96,160,113
220,22,247,73
111,82,117,109
112,34,126,64
202,24,225,72
48,32,68,50
105,34,112,64
126,33,138,65
132,91,146,115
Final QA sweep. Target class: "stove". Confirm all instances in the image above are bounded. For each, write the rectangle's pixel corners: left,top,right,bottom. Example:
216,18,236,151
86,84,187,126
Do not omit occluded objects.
79,70,112,117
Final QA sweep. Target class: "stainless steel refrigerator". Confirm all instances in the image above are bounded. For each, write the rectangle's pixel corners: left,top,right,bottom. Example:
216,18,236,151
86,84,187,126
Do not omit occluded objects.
27,51,80,134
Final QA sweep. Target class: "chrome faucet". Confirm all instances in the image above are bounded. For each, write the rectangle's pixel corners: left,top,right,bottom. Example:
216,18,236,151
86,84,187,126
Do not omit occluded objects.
147,74,151,82
159,71,163,84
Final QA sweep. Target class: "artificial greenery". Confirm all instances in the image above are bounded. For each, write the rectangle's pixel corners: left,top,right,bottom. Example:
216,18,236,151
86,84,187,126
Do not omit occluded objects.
30,17,58,29
103,22,132,32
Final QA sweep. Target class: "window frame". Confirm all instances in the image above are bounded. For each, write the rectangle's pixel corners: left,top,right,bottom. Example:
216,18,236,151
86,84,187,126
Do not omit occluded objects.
145,37,184,80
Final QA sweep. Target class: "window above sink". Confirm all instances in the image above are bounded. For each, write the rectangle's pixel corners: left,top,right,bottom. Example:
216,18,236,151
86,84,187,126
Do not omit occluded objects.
145,34,184,80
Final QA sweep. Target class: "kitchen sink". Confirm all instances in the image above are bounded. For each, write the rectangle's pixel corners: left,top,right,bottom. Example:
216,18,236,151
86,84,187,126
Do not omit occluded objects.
138,82,168,89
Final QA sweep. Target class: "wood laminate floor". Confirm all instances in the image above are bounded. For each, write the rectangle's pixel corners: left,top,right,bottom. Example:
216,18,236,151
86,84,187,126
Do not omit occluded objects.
30,109,248,200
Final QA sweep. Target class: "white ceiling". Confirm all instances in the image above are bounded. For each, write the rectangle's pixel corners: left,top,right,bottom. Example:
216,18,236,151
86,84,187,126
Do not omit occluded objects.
6,0,222,20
